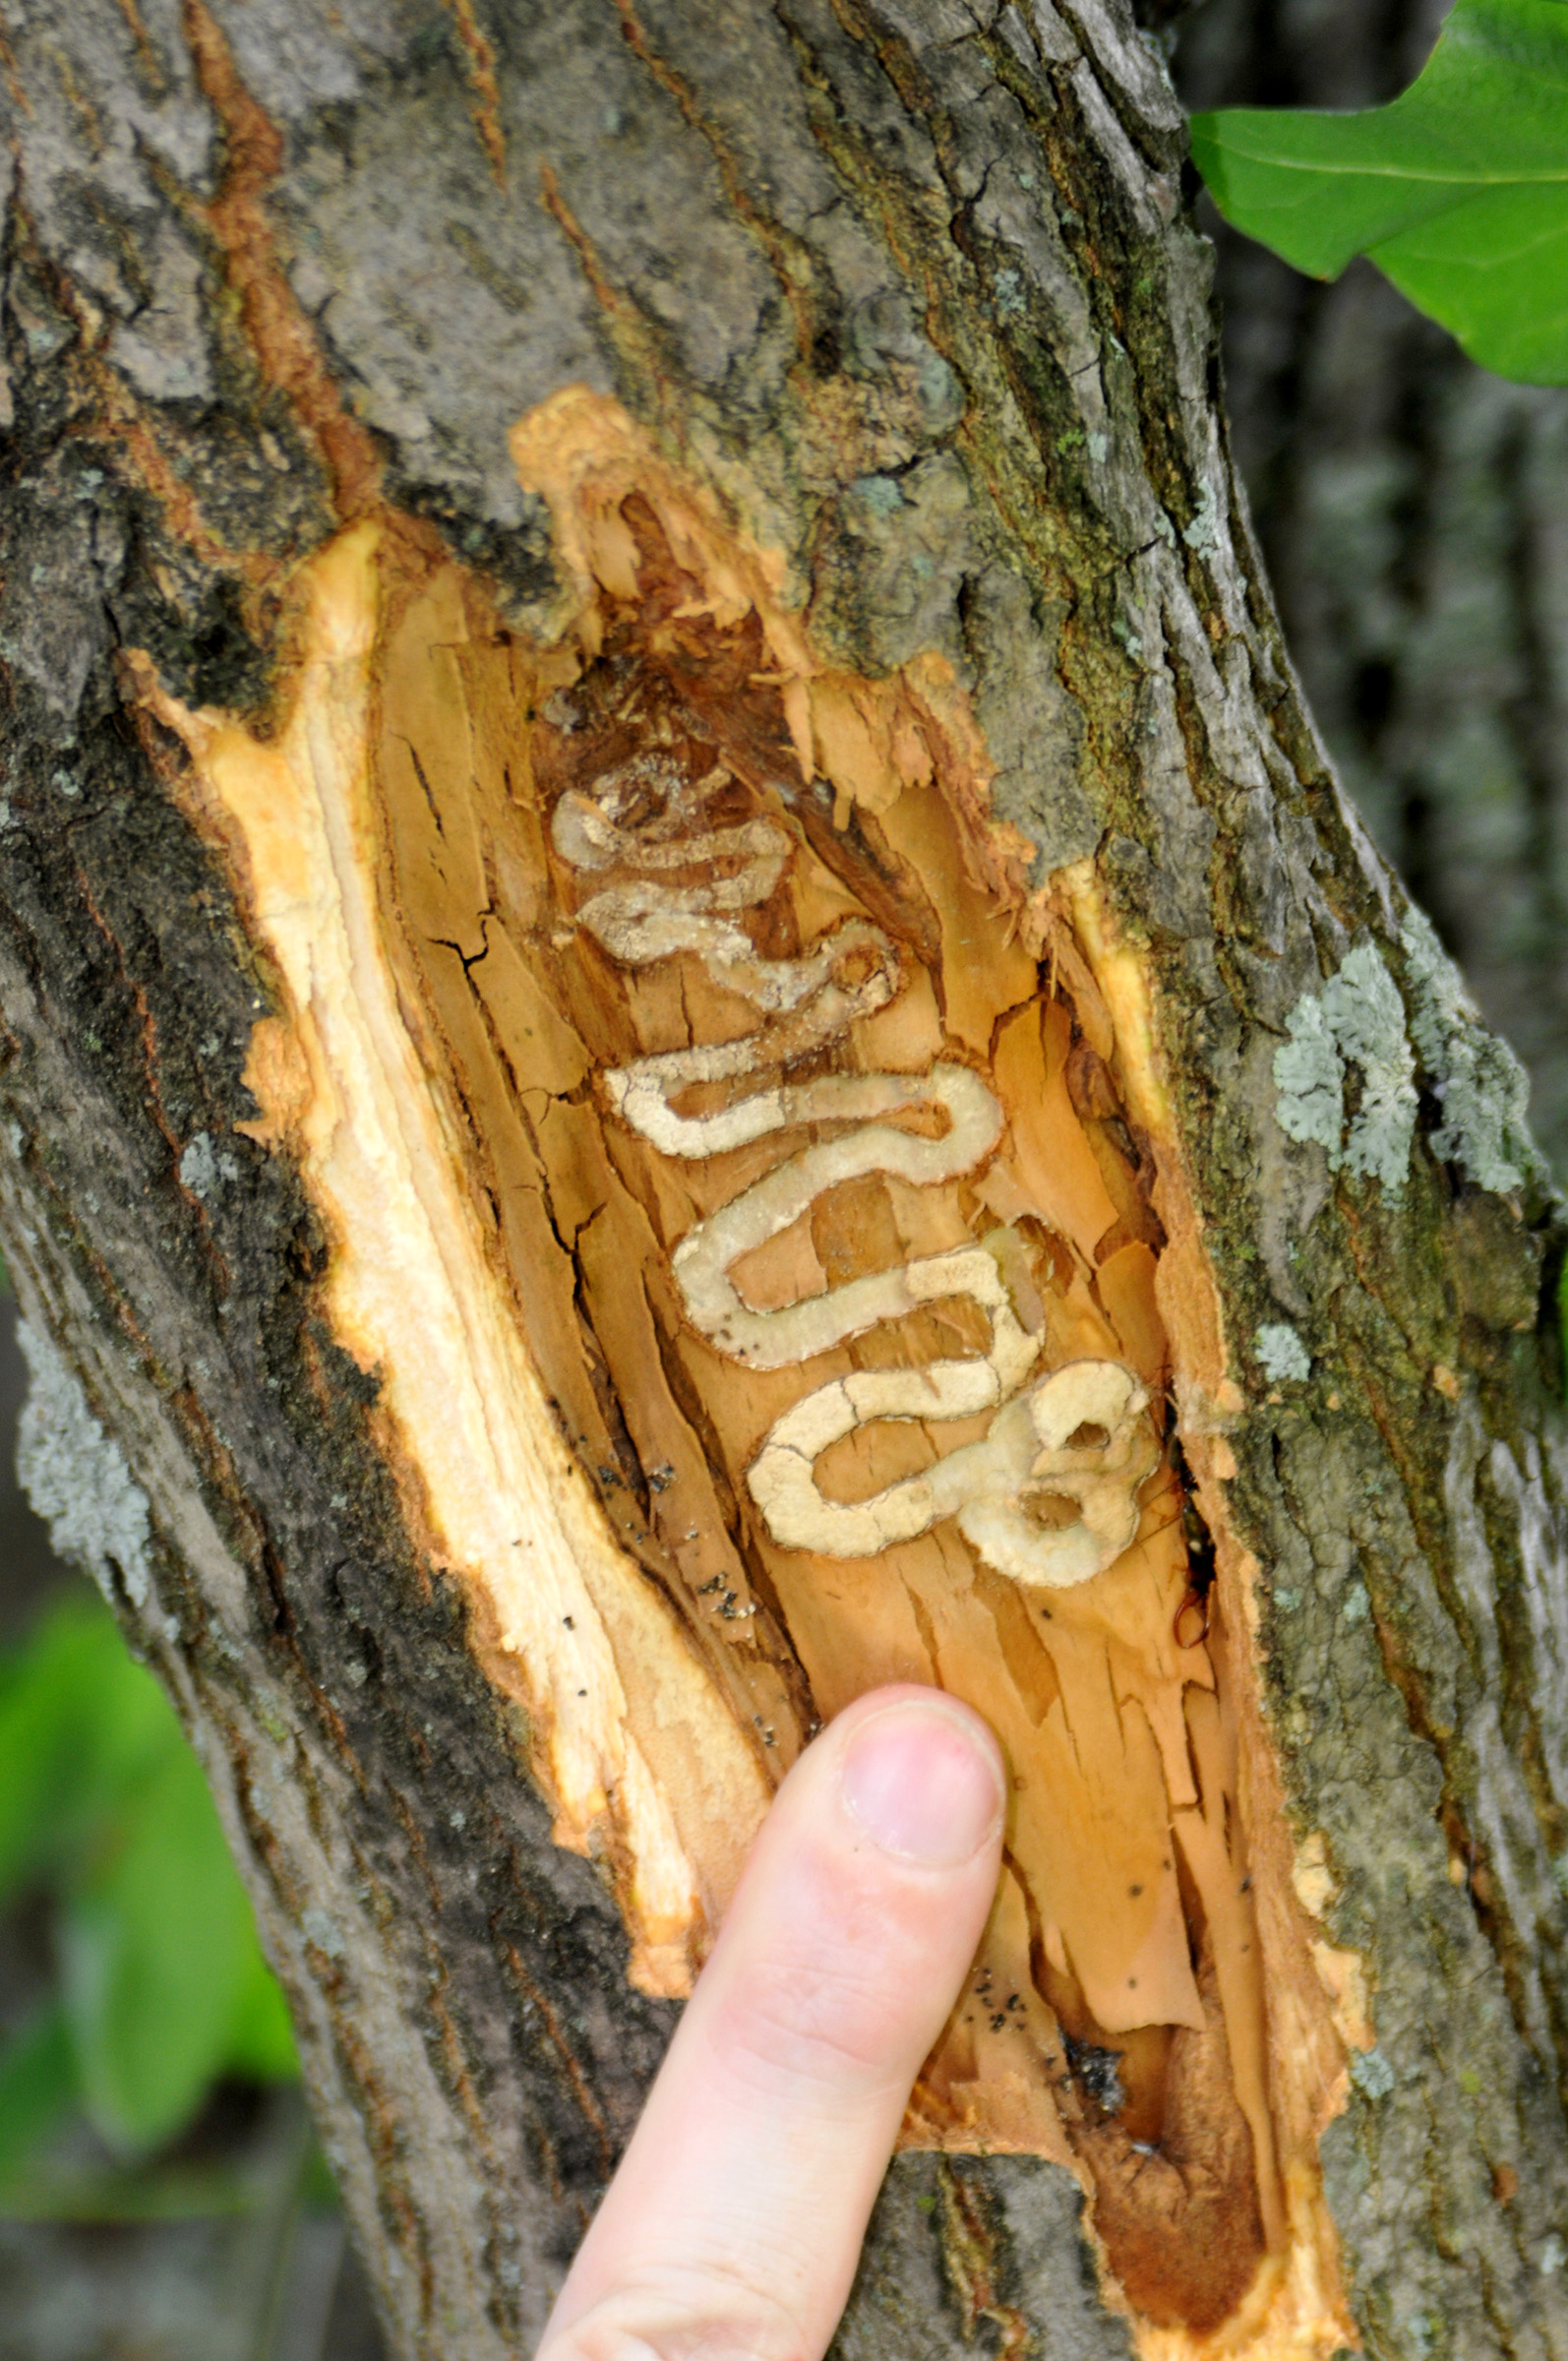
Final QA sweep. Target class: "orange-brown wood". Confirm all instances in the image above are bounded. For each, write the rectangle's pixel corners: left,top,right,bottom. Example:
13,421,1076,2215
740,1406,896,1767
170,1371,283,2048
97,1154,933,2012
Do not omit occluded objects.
367,515,1281,2336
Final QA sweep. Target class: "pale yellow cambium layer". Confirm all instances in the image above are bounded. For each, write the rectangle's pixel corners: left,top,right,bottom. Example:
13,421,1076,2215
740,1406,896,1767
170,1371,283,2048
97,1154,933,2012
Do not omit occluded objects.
137,521,769,1997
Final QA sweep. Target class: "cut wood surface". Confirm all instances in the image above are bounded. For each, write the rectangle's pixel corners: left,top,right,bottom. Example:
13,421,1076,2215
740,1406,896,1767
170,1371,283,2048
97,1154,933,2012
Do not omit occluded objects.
0,4,1565,2360
132,405,1348,2343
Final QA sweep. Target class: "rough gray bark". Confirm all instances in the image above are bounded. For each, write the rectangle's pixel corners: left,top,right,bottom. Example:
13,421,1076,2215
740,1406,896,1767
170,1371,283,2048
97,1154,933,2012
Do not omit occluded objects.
1175,0,1568,1171
0,4,1566,2360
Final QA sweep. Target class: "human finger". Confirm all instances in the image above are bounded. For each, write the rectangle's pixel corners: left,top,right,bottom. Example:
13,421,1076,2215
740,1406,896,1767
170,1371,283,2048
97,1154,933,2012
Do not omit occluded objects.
538,1683,1006,2361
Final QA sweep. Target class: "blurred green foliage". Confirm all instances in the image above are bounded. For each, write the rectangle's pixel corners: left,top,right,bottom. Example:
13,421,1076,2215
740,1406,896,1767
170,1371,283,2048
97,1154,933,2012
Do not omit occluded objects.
1191,0,1568,386
0,1586,296,2194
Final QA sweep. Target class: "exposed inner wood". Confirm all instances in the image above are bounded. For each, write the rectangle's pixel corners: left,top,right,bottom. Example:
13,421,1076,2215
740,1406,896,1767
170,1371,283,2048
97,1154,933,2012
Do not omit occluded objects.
130,390,1355,2357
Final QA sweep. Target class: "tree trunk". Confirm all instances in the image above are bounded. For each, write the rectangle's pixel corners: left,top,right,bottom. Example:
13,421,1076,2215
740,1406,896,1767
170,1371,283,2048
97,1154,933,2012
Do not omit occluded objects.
1,4,1565,2358
1175,0,1568,1174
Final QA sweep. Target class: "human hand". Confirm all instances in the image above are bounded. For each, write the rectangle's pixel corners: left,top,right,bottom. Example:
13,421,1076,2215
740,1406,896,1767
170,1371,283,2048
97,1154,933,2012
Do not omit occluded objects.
537,1684,1007,2361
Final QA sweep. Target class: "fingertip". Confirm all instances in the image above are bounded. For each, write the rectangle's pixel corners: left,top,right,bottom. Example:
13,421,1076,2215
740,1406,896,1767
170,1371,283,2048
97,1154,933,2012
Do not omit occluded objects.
836,1690,1005,1869
538,1685,1008,2361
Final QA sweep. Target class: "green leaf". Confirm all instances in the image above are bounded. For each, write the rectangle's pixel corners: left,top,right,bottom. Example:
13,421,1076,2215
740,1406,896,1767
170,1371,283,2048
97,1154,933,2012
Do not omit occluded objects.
0,2000,76,2177
0,1593,180,1905
0,1606,90,1901
1190,0,1568,384
61,1736,256,2155
0,1585,296,2163
0,1599,125,1900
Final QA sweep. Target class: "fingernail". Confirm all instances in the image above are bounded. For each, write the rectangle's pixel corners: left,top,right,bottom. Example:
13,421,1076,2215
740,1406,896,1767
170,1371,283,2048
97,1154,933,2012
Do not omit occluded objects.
839,1699,1005,1868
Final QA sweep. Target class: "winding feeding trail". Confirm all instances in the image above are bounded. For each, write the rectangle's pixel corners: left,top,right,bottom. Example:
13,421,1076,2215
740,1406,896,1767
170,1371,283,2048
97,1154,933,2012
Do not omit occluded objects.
554,755,1154,1589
